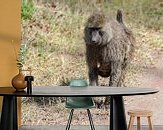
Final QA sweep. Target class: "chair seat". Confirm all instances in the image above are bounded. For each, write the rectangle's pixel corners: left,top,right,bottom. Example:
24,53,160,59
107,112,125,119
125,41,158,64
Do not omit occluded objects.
128,110,153,117
66,97,95,109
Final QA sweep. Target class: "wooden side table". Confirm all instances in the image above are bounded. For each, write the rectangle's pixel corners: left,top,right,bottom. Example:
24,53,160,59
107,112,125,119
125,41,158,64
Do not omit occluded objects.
128,110,154,130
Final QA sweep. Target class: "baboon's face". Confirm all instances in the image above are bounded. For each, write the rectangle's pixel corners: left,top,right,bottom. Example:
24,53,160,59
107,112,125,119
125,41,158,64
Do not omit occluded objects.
87,27,103,46
85,25,112,46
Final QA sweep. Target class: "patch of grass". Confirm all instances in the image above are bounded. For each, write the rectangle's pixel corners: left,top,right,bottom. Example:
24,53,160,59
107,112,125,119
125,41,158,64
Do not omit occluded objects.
123,0,163,30
21,0,163,125
21,0,163,86
21,0,36,20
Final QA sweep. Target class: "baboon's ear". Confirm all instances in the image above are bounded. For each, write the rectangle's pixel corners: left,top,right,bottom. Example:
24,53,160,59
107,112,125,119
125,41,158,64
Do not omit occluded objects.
116,9,123,24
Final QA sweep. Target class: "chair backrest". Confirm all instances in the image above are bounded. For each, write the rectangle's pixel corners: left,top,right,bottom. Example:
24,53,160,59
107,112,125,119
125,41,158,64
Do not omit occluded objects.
66,79,95,108
69,79,88,87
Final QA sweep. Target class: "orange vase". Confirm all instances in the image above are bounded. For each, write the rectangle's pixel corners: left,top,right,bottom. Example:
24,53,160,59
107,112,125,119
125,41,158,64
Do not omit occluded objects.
12,69,27,91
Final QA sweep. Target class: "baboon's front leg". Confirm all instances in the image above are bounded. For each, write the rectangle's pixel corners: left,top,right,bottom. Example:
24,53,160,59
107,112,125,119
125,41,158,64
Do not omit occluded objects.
88,67,98,86
104,62,122,107
109,61,122,87
118,58,130,87
88,66,104,108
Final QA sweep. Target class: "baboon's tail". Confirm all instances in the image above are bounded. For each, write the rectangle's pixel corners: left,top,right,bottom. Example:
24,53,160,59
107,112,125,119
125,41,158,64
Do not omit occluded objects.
116,9,123,24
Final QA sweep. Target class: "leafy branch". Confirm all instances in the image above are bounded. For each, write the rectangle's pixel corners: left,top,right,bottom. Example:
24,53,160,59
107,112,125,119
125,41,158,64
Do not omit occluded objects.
16,44,28,69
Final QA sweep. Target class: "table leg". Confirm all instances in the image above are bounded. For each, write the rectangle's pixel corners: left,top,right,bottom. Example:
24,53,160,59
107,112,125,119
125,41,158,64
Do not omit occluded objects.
110,96,127,130
0,96,18,130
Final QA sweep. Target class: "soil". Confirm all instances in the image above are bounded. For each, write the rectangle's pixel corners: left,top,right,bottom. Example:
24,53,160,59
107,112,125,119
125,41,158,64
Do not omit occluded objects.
125,51,163,125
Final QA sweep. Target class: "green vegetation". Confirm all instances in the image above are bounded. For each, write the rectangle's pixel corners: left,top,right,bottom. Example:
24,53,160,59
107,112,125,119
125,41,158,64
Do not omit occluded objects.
16,44,28,69
123,0,163,29
21,0,163,124
21,0,163,87
21,0,35,20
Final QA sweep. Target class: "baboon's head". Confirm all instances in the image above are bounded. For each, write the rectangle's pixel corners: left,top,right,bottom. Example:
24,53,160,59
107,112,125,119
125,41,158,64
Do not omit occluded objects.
84,12,113,46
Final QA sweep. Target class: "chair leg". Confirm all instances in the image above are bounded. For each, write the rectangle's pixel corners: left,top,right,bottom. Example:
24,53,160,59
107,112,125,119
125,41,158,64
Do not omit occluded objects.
128,116,134,130
87,109,95,130
137,117,141,130
148,116,154,130
66,109,74,130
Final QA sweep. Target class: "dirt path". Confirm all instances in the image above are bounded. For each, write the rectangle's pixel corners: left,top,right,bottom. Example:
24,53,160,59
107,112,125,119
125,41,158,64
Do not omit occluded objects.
125,52,163,125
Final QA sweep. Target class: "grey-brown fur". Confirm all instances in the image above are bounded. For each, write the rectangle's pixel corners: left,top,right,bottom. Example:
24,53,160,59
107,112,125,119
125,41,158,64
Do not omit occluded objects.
84,10,135,88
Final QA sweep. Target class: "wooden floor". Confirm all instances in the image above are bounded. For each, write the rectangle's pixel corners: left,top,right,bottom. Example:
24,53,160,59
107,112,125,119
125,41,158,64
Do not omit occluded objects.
20,125,163,130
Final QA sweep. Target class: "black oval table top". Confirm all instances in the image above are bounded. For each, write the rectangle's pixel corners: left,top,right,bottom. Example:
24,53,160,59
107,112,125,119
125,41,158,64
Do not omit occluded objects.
0,86,159,130
0,86,159,97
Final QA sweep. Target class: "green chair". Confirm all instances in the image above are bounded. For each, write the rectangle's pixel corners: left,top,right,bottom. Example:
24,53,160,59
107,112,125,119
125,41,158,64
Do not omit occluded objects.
65,79,95,130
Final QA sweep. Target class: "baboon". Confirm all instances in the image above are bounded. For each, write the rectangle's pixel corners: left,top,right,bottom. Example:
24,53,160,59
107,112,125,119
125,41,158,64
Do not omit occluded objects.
84,10,135,107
